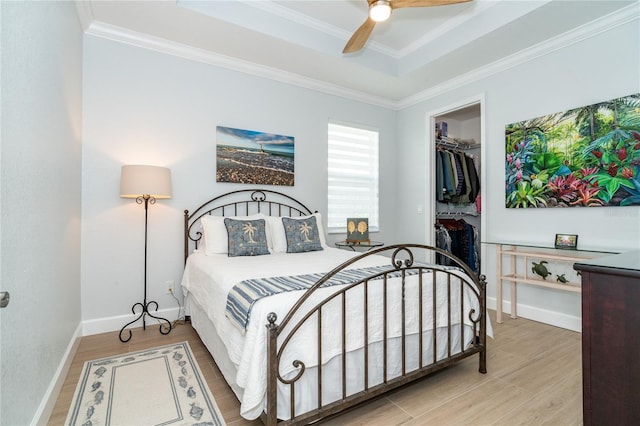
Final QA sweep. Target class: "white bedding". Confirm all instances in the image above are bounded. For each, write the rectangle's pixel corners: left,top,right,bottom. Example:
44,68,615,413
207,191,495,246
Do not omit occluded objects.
181,247,491,420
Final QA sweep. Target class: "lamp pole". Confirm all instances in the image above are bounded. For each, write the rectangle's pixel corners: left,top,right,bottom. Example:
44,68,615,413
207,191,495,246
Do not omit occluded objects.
118,194,172,342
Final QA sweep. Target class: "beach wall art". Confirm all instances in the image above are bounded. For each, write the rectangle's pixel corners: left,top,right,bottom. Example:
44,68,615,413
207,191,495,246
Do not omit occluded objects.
505,93,640,208
216,126,295,186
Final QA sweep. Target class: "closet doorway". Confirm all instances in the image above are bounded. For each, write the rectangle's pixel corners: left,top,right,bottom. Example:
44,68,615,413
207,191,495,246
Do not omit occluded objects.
427,96,486,275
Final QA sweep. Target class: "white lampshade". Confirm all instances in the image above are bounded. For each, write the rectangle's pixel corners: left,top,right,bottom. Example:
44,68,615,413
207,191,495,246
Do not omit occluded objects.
369,0,391,22
120,165,172,199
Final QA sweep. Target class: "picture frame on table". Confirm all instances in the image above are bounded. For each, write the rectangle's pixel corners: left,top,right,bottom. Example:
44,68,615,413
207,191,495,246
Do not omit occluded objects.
346,218,369,244
555,234,578,250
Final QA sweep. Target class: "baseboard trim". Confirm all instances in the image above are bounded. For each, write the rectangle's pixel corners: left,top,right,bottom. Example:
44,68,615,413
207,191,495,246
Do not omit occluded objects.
34,308,182,423
487,296,581,332
82,307,182,336
32,322,82,425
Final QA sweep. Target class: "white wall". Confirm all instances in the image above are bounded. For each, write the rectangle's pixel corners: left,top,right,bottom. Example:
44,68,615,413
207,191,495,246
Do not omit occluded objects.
0,1,83,424
397,16,640,330
81,35,397,331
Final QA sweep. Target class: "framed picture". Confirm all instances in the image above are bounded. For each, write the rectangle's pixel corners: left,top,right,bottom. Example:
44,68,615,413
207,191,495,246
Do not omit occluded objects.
555,234,578,250
504,93,640,208
346,218,369,243
216,126,295,186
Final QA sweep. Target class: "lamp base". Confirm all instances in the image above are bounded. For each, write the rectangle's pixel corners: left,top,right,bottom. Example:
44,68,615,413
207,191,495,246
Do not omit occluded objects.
119,300,172,343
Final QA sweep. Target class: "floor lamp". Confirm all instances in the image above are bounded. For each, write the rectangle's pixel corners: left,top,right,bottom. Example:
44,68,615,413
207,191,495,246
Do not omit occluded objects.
119,164,173,343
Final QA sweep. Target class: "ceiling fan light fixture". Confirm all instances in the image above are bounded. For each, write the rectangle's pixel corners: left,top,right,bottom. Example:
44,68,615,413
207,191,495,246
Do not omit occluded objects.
369,0,392,22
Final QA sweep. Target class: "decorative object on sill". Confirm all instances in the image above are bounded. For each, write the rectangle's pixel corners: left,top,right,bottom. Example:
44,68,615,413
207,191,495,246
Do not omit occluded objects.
555,233,578,250
119,164,173,343
556,274,569,283
216,125,294,186
505,92,640,209
346,217,369,243
531,260,552,280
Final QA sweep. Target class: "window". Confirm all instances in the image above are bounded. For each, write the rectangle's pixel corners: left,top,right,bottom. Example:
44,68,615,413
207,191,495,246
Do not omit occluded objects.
327,122,379,233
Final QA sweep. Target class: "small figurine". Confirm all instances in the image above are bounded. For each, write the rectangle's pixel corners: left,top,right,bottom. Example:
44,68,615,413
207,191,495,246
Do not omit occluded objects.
556,274,569,283
531,261,552,280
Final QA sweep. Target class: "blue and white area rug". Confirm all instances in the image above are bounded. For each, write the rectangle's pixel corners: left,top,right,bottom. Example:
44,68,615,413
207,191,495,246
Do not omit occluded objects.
65,341,226,426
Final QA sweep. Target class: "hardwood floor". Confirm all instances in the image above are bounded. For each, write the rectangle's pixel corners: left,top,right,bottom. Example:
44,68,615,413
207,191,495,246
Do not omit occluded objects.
48,310,582,425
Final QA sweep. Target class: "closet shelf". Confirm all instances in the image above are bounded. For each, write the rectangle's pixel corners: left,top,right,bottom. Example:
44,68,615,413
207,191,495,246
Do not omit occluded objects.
436,137,477,150
436,211,478,217
500,274,581,292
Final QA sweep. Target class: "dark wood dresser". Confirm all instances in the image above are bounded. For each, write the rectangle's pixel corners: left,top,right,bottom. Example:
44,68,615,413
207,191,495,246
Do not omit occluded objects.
574,251,640,426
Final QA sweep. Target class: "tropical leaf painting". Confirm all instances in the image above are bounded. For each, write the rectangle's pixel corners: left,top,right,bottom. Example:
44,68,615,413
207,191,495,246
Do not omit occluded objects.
505,93,640,208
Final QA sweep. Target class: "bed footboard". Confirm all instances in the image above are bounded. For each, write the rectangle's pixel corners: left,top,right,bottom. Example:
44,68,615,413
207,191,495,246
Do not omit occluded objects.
263,244,487,425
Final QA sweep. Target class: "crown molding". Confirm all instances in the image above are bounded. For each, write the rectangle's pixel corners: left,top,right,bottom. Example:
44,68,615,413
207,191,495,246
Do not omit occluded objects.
399,3,640,109
74,0,93,32
85,21,396,109
83,3,638,111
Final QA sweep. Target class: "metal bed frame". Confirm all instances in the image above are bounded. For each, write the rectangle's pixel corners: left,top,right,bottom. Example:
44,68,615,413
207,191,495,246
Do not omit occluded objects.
183,189,487,425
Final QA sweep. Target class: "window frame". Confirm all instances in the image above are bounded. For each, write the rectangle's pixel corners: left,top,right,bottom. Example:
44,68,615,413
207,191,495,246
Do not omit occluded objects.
327,121,379,234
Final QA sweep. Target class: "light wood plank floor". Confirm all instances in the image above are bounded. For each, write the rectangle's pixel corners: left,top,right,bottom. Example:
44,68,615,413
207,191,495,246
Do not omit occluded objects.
49,310,582,425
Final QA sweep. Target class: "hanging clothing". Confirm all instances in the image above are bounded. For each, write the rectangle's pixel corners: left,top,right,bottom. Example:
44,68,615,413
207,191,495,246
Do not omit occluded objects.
435,219,479,273
439,150,455,200
435,147,480,206
465,154,480,203
436,150,445,202
435,224,452,264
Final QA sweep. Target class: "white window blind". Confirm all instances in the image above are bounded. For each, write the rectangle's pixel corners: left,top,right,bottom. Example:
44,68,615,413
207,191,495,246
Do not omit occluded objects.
327,123,379,233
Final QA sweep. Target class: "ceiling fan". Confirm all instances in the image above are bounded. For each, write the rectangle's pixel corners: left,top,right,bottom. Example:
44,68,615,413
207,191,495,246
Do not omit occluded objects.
343,0,472,54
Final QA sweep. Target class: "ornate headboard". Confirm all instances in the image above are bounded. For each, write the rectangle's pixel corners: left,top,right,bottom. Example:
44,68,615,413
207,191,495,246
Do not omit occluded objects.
184,189,314,263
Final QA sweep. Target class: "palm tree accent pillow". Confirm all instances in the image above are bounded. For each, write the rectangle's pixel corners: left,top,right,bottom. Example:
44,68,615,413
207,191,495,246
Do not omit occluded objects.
282,216,324,253
224,218,270,257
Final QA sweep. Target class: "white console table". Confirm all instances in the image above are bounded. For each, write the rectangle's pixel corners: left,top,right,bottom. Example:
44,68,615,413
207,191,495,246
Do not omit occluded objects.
483,242,618,323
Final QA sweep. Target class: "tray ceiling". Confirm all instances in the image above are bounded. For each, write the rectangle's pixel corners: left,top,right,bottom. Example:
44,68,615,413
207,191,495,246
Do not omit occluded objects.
79,0,638,106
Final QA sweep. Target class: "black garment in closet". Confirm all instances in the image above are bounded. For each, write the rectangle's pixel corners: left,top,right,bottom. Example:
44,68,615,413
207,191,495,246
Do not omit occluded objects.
435,218,479,273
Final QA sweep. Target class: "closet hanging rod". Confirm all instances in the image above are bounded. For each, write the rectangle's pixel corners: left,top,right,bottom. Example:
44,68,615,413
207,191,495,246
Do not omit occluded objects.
436,211,479,217
436,137,477,150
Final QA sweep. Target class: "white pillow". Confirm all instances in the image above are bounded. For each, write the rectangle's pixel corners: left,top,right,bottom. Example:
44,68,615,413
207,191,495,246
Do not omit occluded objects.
201,213,265,255
267,213,327,253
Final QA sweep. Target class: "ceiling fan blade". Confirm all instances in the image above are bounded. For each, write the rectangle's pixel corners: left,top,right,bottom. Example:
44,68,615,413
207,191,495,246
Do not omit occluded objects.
392,0,471,9
343,18,376,53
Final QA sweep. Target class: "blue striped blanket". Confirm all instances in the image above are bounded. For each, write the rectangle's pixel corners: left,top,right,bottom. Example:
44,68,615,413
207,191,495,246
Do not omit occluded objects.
225,265,398,332
225,263,462,332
